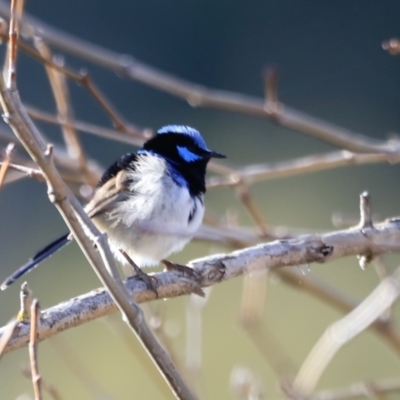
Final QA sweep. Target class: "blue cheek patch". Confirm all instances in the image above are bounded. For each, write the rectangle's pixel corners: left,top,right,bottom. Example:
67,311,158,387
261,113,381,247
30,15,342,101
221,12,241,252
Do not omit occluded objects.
177,146,202,162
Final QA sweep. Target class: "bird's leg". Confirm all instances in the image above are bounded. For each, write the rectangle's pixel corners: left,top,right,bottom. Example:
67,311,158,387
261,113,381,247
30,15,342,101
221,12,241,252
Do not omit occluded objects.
161,259,198,280
119,250,158,297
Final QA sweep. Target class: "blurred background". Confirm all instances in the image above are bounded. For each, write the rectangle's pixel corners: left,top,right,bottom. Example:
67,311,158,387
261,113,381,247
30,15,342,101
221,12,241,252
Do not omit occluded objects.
0,0,400,398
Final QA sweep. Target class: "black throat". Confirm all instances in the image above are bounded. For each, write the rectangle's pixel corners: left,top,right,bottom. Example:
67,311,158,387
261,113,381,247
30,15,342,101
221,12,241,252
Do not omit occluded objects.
169,158,208,198
143,132,210,198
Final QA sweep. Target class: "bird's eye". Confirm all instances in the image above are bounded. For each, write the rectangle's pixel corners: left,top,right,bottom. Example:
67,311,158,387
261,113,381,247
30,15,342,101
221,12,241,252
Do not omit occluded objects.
176,145,202,162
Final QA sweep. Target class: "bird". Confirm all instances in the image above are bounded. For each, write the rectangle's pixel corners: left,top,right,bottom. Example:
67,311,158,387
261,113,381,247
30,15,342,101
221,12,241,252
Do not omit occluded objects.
1,125,225,292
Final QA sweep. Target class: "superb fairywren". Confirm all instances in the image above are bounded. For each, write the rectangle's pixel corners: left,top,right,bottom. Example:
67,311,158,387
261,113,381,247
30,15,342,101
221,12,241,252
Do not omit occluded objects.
1,125,225,291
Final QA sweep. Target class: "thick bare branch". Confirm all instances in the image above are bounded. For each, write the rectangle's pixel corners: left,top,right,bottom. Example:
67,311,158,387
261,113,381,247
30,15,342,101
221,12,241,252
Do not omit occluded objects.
2,217,400,354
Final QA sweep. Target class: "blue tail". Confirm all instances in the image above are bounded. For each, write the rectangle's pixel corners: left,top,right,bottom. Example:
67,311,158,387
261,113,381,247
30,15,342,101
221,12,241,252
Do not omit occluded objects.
1,233,71,290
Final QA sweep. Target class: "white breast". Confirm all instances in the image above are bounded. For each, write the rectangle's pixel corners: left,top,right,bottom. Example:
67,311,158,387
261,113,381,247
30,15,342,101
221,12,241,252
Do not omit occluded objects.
94,155,204,267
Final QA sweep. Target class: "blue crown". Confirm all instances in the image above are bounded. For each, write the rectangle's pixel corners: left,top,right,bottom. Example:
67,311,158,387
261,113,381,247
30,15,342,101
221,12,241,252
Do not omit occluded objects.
157,125,208,150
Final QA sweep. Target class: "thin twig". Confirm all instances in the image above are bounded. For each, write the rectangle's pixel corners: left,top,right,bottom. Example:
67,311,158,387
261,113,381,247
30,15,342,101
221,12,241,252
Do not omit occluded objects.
26,104,145,146
292,266,400,397
2,5,399,155
0,160,92,185
207,150,400,188
79,71,144,137
29,299,42,400
264,67,280,118
4,13,399,185
0,318,18,359
34,38,98,186
0,28,149,140
0,125,105,178
22,366,63,400
5,0,19,89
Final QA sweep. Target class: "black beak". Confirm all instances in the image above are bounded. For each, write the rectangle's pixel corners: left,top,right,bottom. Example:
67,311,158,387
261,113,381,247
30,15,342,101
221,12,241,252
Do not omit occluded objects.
207,150,226,159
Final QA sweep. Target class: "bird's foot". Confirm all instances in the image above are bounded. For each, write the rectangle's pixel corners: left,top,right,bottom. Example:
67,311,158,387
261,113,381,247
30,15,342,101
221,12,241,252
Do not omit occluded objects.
119,249,158,297
161,260,204,297
161,259,197,278
134,267,158,298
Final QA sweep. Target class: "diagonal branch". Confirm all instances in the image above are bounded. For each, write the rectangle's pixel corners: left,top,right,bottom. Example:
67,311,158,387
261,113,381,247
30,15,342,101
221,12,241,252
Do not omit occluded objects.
34,39,99,186
0,4,197,398
310,378,400,400
292,266,400,396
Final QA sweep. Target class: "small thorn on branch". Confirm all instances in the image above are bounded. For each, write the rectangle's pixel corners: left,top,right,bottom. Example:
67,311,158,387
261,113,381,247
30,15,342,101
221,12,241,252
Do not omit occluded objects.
44,143,53,160
357,191,374,269
5,141,16,155
358,253,373,271
359,191,373,229
18,281,32,322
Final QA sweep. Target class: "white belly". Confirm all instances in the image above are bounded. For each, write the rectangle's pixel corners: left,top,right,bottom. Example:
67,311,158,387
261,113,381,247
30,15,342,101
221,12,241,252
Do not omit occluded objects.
105,194,204,266
92,157,204,267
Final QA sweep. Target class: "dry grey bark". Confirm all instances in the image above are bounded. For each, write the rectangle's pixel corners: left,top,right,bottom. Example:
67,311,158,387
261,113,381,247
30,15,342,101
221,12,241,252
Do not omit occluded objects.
2,216,400,354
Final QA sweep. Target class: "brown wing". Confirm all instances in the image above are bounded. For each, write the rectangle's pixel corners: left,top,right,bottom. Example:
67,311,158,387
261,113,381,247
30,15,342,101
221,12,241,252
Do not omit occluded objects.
86,169,131,219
